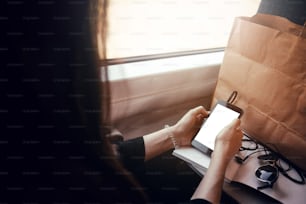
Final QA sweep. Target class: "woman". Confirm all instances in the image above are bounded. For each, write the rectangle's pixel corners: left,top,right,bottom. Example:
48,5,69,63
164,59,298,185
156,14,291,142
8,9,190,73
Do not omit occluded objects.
1,0,242,203
117,106,242,204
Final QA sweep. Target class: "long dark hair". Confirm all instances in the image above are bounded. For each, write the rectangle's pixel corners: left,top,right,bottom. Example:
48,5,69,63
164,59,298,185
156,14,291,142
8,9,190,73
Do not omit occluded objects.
1,0,146,202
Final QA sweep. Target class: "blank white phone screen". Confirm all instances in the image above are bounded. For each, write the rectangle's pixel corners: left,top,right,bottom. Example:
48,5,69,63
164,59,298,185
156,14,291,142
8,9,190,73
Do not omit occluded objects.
194,104,240,151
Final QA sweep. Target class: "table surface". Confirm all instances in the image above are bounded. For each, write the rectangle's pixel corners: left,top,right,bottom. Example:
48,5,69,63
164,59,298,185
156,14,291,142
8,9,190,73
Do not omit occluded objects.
189,164,281,204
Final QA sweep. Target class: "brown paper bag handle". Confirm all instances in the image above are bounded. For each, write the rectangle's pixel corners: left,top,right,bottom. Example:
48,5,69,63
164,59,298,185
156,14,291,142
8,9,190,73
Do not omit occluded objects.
227,90,238,104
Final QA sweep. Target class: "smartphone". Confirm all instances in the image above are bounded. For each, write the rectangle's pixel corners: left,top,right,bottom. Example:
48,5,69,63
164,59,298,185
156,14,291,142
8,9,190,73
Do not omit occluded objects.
192,101,243,153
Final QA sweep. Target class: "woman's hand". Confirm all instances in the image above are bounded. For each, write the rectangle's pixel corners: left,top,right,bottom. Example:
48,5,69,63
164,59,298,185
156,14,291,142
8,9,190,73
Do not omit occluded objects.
191,118,243,203
213,119,243,164
143,106,208,160
170,106,209,147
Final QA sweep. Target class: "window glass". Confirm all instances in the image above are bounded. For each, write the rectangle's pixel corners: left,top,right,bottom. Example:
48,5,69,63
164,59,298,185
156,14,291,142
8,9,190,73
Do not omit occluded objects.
106,0,260,59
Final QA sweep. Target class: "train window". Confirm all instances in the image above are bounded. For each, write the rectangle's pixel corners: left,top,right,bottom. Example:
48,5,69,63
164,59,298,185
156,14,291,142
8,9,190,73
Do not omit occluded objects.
105,0,260,59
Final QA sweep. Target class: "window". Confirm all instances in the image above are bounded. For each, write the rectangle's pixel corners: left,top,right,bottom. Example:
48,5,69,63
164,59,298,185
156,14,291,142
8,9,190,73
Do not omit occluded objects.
106,0,260,59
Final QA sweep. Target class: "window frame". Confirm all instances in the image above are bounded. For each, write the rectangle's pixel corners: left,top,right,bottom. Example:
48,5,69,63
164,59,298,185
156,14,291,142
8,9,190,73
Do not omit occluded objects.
101,47,224,66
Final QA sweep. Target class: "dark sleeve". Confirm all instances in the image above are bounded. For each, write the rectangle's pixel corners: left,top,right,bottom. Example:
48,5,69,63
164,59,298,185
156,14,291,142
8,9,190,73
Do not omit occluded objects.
116,137,146,173
257,0,306,25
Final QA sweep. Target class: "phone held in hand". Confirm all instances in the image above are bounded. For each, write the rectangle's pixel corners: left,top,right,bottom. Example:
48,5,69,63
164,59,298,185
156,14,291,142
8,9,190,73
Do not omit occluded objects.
192,101,243,154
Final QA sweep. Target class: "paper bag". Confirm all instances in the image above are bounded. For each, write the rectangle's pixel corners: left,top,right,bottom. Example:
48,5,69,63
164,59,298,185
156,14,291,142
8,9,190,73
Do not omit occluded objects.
212,14,306,171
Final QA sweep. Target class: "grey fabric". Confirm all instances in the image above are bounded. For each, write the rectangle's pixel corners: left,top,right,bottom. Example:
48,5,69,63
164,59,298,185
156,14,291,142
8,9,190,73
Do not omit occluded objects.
258,0,306,25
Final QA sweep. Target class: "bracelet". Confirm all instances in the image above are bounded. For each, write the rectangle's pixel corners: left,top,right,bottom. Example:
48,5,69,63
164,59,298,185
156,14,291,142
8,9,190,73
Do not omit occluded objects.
164,125,179,149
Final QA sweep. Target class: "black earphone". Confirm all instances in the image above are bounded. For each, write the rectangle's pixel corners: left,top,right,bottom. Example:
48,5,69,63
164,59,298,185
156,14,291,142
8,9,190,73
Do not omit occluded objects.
234,149,266,164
